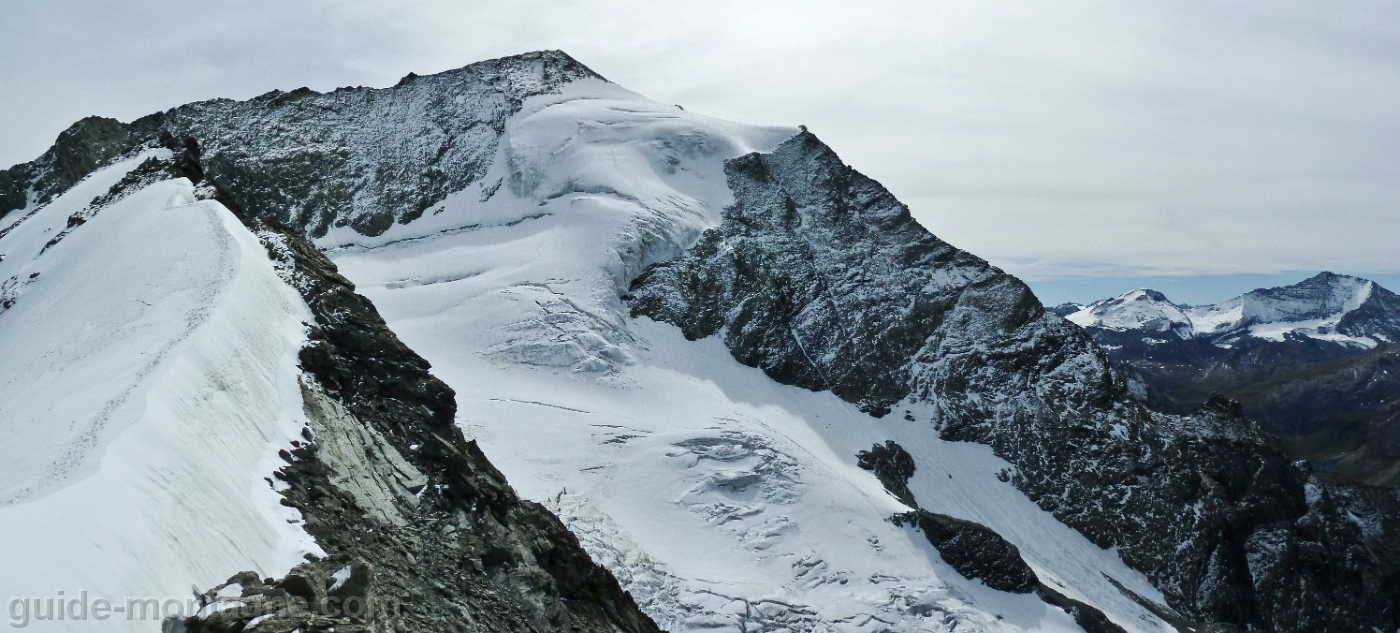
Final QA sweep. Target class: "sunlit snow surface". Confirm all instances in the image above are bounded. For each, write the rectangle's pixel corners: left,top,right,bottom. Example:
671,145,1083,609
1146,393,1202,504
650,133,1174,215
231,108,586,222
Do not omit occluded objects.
1065,290,1192,336
0,156,320,629
1067,280,1383,348
330,81,1174,632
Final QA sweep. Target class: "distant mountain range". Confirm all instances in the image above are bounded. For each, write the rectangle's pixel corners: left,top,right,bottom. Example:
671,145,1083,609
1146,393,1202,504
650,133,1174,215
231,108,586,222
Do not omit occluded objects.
1057,272,1400,485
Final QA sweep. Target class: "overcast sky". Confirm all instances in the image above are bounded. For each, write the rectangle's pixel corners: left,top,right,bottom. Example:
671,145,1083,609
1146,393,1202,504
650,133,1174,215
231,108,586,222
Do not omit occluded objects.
3,0,1397,303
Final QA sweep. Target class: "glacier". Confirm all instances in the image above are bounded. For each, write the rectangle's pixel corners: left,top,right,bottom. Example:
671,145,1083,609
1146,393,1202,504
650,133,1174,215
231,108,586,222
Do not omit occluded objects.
319,78,1175,632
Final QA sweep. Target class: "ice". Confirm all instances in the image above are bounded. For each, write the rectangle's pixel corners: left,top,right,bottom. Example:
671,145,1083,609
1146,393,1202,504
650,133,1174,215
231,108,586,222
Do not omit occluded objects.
1185,298,1245,336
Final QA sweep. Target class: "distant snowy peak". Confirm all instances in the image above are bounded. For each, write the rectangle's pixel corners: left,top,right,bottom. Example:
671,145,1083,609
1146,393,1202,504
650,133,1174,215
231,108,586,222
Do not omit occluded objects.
1065,288,1194,338
1066,272,1400,348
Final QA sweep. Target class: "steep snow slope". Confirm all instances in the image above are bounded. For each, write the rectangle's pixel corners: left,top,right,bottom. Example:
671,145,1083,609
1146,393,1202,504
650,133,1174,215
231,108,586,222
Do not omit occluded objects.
625,129,1398,632
326,80,1175,632
0,158,319,627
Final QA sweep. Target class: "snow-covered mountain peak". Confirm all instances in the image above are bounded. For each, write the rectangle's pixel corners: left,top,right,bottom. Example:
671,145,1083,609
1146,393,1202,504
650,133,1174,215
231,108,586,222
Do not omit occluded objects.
1064,288,1194,337
1224,271,1371,324
1070,272,1400,348
4,51,1399,632
326,79,795,375
0,51,606,237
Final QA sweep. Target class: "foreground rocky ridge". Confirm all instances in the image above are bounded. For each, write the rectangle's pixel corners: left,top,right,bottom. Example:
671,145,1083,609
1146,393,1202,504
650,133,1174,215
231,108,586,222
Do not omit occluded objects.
131,143,659,633
629,132,1400,631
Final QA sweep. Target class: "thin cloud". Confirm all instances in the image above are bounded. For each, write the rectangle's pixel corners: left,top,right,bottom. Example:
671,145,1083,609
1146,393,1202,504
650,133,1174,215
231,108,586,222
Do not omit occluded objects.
2,0,1396,281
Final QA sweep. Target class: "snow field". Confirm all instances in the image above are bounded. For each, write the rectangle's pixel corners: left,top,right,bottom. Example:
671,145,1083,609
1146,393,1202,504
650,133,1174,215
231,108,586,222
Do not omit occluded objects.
0,160,320,631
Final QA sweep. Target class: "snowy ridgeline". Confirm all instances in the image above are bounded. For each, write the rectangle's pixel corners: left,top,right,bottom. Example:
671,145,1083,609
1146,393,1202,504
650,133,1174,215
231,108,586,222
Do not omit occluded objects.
1062,275,1400,348
0,154,320,629
0,134,664,633
325,80,1176,632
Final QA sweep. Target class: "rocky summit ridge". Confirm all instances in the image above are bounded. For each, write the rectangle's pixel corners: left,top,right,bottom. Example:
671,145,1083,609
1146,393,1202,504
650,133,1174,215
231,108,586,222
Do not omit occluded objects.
1,50,600,238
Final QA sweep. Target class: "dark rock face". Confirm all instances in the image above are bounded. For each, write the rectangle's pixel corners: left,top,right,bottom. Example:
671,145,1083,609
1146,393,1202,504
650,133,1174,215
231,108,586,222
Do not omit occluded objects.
856,441,918,507
165,150,660,633
1,51,600,239
629,131,1041,417
1211,343,1399,481
630,132,1400,632
129,50,600,238
1081,302,1400,485
895,509,1129,633
1033,584,1131,633
894,510,1038,594
0,116,133,220
185,563,382,633
1065,274,1400,486
1089,329,1360,415
1338,283,1400,342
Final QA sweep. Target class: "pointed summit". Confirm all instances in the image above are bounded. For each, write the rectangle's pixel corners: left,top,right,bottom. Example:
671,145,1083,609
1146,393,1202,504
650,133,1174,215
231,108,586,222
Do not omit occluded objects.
397,49,608,95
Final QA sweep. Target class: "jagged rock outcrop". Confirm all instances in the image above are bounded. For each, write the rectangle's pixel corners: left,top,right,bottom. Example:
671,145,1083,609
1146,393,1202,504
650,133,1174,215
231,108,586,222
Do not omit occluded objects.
2,51,599,240
856,441,918,508
892,511,1038,594
134,50,600,238
873,444,1128,633
630,131,1400,631
184,563,380,633
0,115,132,220
891,510,1129,633
628,132,1043,418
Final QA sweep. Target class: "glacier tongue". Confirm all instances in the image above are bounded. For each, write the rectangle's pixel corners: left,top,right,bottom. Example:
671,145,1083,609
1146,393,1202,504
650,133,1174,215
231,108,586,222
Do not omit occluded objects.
0,161,320,626
326,81,1172,632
